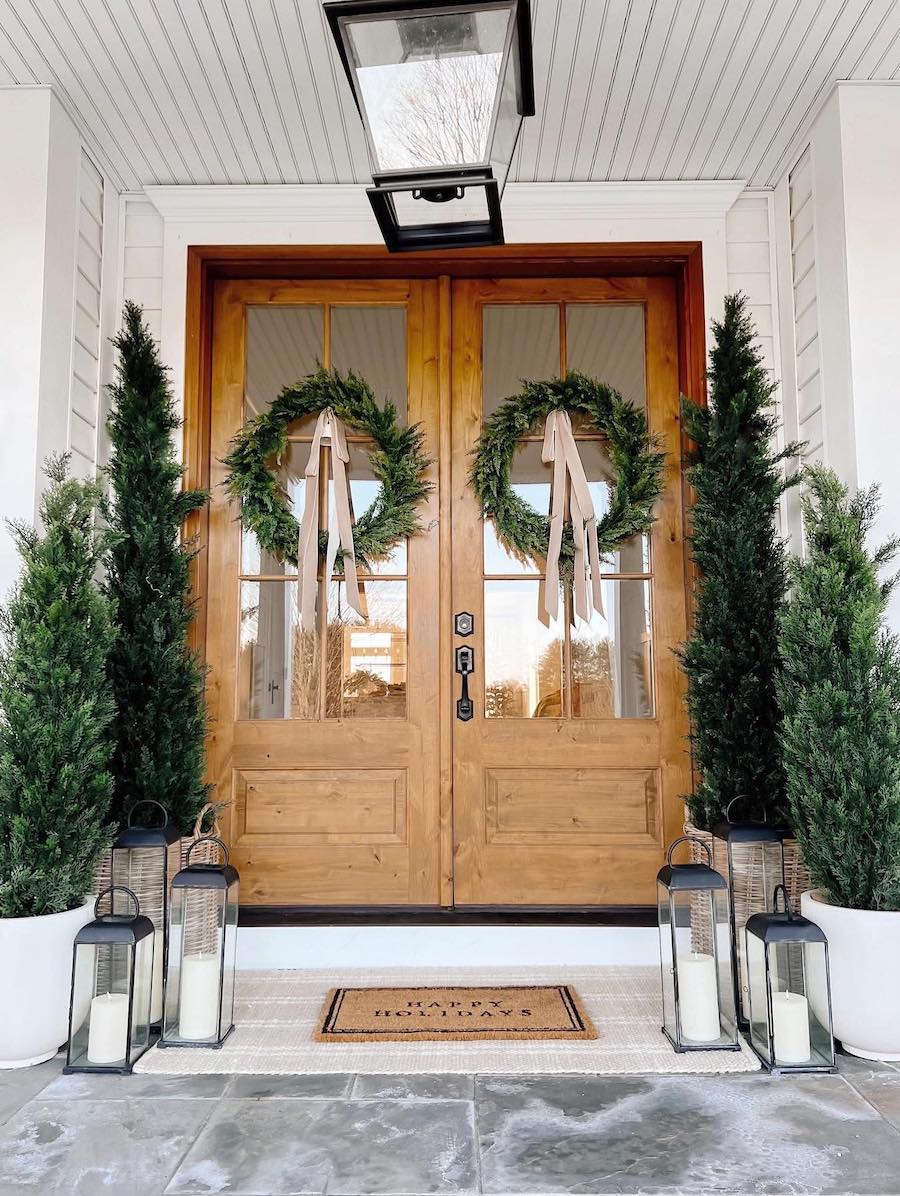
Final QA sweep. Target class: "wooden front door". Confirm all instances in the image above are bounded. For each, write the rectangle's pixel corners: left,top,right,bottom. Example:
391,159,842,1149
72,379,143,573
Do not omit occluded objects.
206,272,689,908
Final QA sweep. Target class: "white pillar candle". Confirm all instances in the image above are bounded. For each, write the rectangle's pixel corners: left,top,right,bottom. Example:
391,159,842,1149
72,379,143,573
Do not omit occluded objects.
150,929,164,1023
678,951,721,1042
178,952,221,1040
86,992,129,1065
771,991,811,1064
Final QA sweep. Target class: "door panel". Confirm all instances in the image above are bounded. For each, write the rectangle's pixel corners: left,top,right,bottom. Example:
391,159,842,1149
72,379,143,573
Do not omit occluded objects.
450,277,690,906
208,280,442,905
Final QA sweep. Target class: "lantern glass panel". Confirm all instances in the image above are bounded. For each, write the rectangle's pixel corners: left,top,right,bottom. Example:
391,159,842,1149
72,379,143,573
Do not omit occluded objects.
219,879,239,1040
728,837,784,1023
391,184,492,229
751,938,834,1070
164,884,228,1044
660,885,737,1050
67,937,152,1071
343,5,516,174
747,931,771,1064
111,840,179,1023
656,880,677,1038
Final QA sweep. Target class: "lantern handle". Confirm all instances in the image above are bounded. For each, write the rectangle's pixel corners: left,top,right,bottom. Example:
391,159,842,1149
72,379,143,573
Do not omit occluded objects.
186,835,230,867
666,835,712,867
126,799,169,829
772,883,795,919
93,885,141,920
725,796,768,825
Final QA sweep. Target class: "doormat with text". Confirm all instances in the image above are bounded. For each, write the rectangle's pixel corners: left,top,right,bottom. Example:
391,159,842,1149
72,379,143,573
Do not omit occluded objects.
315,984,597,1042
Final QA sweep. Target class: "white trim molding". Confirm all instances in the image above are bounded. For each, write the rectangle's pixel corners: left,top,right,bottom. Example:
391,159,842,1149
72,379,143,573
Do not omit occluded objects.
143,179,746,412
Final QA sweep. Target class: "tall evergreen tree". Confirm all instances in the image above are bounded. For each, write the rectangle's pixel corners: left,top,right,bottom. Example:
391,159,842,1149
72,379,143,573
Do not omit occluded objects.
0,457,116,917
680,293,800,831
778,468,900,911
105,302,210,833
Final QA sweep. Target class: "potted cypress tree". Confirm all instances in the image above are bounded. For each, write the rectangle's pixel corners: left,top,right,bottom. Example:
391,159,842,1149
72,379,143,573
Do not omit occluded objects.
104,302,211,836
0,458,116,1068
780,467,900,1060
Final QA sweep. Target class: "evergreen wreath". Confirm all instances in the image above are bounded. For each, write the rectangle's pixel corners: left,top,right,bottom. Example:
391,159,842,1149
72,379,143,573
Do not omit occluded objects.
224,367,432,569
471,372,665,576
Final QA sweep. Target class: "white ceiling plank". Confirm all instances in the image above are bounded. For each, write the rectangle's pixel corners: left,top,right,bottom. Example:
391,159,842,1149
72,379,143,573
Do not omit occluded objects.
756,0,899,184
862,0,900,73
568,0,640,181
607,0,692,180
641,0,731,180
0,18,38,83
304,0,370,183
517,0,562,181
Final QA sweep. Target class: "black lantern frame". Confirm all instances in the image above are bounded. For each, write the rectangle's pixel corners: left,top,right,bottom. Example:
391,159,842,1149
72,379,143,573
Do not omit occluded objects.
657,836,740,1053
110,798,181,1027
159,836,239,1051
712,803,786,1030
325,0,535,251
745,885,837,1074
64,886,155,1075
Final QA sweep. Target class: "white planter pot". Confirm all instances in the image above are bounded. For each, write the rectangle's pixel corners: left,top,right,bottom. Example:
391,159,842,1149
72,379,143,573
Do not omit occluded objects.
801,890,900,1061
0,898,94,1069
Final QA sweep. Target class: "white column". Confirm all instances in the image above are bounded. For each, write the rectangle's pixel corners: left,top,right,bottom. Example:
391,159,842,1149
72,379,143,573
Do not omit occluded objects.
0,88,81,599
805,83,900,626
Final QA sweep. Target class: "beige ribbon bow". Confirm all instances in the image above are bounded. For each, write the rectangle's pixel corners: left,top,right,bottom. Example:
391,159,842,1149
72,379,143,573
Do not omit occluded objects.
539,408,605,626
297,407,366,633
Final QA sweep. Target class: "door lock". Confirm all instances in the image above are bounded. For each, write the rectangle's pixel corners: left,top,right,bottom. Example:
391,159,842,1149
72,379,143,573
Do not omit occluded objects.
454,611,474,636
455,645,475,721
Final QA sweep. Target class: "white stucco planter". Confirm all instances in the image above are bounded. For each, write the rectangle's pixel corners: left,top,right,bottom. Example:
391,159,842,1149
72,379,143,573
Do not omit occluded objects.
801,890,900,1061
0,898,94,1068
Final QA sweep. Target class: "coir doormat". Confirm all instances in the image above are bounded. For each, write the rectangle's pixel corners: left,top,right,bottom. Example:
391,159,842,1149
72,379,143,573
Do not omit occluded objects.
315,984,597,1042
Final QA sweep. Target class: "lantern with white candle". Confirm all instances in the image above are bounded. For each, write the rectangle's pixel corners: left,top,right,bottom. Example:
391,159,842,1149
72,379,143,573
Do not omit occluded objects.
713,802,786,1029
64,886,154,1074
657,836,739,1052
160,837,239,1049
745,885,836,1073
110,800,181,1026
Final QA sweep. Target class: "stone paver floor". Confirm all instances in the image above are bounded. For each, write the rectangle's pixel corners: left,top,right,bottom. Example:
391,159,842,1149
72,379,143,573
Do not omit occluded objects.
0,1051,899,1194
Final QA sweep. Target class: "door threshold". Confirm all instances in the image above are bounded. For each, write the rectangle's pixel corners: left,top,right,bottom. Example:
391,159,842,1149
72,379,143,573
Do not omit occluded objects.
238,905,656,927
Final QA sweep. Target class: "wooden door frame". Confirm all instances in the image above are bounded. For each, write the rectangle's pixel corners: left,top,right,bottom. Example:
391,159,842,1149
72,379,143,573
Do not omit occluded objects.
182,242,706,926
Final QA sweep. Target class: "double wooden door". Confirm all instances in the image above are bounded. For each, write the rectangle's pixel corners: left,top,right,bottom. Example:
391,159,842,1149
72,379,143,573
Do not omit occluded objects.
208,274,689,908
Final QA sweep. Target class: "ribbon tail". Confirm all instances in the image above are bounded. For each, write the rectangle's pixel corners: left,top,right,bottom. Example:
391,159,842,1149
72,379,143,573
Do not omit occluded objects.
541,412,565,625
329,416,366,623
297,412,329,633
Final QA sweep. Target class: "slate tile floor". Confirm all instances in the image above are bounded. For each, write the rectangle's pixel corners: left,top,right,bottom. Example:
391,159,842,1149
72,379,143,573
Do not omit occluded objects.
0,1055,899,1194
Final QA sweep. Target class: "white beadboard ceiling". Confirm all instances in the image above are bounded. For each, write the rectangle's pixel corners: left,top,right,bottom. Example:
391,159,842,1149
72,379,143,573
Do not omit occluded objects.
2,0,900,193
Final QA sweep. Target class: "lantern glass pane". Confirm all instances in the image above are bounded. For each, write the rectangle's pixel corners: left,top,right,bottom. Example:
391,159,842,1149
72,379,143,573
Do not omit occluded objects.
129,935,153,1062
727,838,784,1023
219,880,240,1039
747,932,772,1066
769,940,834,1069
344,5,515,172
390,184,492,229
671,889,725,1046
711,887,738,1040
111,843,178,1023
166,886,226,1043
68,942,135,1070
657,883,677,1041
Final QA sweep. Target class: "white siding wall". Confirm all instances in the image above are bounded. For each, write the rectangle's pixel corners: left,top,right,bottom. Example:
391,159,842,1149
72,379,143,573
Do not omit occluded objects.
725,191,777,375
120,196,165,343
787,149,824,469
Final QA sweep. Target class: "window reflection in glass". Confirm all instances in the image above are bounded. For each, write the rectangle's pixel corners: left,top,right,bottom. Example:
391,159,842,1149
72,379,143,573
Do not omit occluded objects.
566,304,646,411
571,580,653,719
483,305,559,419
325,581,407,720
484,580,563,718
330,307,407,420
245,306,323,429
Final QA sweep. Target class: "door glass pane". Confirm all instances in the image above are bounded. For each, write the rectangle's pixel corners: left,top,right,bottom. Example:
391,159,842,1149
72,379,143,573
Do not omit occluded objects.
331,306,407,421
566,304,646,411
325,580,407,719
341,444,407,575
571,580,654,718
240,440,307,576
238,581,317,720
483,305,559,419
484,580,563,718
245,306,324,427
483,441,547,575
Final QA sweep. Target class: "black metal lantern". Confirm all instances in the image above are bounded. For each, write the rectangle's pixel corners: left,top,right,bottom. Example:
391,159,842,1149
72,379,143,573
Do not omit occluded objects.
111,799,181,1025
713,802,786,1029
657,836,739,1052
160,837,239,1050
325,0,535,251
746,885,836,1073
64,886,154,1074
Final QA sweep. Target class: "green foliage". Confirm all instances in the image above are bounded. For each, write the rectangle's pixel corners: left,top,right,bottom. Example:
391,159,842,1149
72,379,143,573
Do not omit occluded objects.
778,467,900,911
224,367,433,568
680,294,800,831
471,373,665,576
0,457,116,918
105,301,210,834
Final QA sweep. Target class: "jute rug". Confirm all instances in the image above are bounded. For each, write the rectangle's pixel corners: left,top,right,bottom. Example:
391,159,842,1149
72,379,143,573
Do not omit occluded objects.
135,966,759,1076
315,984,597,1042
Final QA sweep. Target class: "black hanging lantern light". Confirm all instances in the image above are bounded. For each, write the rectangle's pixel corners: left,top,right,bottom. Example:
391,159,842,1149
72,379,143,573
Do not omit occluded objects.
325,0,535,251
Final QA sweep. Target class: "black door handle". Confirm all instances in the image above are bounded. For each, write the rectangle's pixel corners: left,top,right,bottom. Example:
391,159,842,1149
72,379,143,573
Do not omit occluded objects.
455,645,474,721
